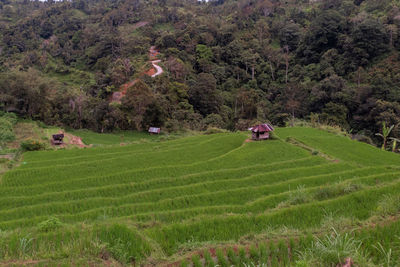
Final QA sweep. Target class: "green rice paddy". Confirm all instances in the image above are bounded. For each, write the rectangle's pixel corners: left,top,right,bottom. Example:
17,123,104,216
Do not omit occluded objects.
0,127,399,266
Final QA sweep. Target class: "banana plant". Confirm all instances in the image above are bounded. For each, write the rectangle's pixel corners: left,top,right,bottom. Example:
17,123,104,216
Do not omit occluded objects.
389,137,400,152
375,122,394,150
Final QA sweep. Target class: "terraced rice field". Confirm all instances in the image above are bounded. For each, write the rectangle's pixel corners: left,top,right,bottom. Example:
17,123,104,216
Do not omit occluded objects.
0,127,400,266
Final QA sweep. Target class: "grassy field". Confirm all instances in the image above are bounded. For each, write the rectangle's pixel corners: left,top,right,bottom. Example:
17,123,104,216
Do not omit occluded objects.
0,127,399,266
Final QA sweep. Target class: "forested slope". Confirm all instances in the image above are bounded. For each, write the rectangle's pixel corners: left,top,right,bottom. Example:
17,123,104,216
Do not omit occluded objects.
0,0,400,142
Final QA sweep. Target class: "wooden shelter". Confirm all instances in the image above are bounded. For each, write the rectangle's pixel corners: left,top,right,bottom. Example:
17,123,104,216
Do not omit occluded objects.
51,134,64,145
148,127,161,134
250,123,274,141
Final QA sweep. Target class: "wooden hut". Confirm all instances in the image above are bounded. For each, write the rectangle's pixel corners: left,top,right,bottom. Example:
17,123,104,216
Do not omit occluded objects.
250,123,274,141
51,134,64,145
148,127,161,135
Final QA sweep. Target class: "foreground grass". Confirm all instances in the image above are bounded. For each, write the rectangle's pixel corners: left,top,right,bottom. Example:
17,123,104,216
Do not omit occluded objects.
0,128,399,266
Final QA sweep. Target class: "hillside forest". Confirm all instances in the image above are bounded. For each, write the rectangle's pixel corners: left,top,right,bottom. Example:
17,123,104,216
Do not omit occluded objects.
1,0,400,143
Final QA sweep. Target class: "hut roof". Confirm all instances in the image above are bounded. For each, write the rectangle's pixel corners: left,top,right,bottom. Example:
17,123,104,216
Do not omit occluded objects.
52,134,64,141
250,123,274,133
148,127,161,134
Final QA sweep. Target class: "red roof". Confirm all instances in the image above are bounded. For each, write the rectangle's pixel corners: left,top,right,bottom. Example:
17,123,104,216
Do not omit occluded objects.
250,123,274,133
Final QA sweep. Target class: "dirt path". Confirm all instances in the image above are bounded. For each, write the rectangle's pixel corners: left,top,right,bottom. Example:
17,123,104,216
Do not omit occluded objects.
132,21,149,30
149,46,163,77
68,135,87,148
111,46,163,103
151,59,163,77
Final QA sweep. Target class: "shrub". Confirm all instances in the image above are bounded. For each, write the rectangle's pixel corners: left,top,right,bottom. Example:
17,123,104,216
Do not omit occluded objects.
164,119,181,132
20,139,46,151
37,217,62,232
0,118,15,146
202,113,225,129
1,112,17,125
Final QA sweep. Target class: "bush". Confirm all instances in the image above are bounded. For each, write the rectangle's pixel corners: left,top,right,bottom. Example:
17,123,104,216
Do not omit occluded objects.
202,113,225,129
20,139,46,151
164,119,181,132
1,112,17,125
37,217,62,232
0,117,15,146
312,150,319,155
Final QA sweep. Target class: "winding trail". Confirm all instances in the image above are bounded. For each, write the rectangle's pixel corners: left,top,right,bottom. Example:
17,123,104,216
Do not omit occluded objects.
111,46,163,103
149,46,164,77
151,60,163,77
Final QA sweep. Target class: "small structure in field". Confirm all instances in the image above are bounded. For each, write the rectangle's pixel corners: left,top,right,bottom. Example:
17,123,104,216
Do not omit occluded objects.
148,127,161,135
250,123,274,141
51,134,64,145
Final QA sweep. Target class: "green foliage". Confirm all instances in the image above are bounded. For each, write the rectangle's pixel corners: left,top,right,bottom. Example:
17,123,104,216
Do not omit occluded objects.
0,113,17,148
314,182,363,201
296,229,370,267
37,217,63,232
18,234,33,259
196,44,213,61
191,254,202,267
20,139,46,151
203,250,215,267
376,122,395,150
97,224,151,264
288,184,310,205
375,194,400,217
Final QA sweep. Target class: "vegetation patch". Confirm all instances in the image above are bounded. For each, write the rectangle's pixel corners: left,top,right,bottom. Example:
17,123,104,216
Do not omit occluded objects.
374,194,400,217
37,217,63,232
96,224,152,264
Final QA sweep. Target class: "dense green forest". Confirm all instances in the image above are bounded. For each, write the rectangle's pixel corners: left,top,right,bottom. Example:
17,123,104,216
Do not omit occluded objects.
0,0,400,142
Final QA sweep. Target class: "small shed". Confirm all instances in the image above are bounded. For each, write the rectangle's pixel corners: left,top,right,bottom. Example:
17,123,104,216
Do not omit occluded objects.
148,127,161,135
250,123,274,141
51,134,64,145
